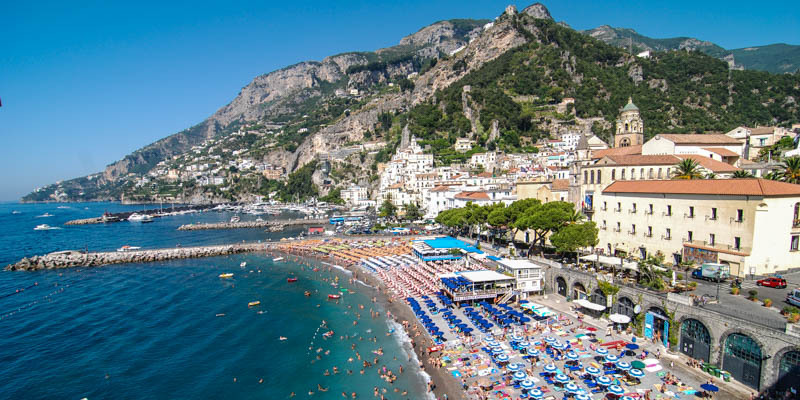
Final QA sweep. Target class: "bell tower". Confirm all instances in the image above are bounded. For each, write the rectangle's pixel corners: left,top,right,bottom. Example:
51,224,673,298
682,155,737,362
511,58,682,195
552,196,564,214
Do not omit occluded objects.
614,97,644,147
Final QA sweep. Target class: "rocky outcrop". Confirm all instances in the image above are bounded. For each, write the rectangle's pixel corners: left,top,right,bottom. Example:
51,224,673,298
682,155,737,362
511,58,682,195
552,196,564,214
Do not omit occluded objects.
521,3,553,20
5,244,263,271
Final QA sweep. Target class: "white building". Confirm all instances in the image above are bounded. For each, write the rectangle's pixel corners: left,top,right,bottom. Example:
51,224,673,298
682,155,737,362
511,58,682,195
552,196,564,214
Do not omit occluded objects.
494,258,544,298
341,185,368,206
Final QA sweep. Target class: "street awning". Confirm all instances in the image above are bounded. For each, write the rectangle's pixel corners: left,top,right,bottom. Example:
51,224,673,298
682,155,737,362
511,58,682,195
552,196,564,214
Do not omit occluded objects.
574,299,606,311
579,254,638,271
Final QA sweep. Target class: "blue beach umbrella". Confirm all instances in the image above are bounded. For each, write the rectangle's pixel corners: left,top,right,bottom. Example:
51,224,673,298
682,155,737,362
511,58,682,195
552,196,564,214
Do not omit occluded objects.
628,368,645,378
528,388,543,398
595,347,608,355
625,343,639,350
511,333,524,341
495,354,509,362
527,348,540,357
565,382,579,393
554,374,570,384
575,395,590,400
518,341,530,348
462,327,474,334
544,363,558,373
616,361,631,371
701,383,719,392
607,385,624,396
507,363,524,371
596,376,612,386
551,341,565,350
604,354,619,363
519,316,530,323
565,351,579,361
585,366,601,376
513,371,527,380
520,379,536,390
491,347,505,355
544,336,557,344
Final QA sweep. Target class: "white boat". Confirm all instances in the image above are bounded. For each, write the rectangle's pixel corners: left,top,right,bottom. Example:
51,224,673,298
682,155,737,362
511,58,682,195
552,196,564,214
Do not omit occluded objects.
34,224,60,231
117,245,142,252
57,206,70,209
128,213,153,222
11,210,21,214
219,273,234,279
37,213,54,218
272,257,284,262
240,262,247,267
230,216,241,223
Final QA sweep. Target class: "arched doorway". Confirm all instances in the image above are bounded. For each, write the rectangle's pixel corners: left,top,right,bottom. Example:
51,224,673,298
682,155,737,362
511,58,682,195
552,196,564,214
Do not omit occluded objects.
646,306,669,346
555,277,567,297
680,319,711,363
614,297,635,318
591,288,606,308
776,350,800,392
572,282,587,300
723,333,762,390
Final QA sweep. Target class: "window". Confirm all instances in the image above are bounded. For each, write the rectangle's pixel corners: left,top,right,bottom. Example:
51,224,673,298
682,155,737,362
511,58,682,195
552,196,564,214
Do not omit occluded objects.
631,224,636,234
612,170,616,180
709,234,715,245
648,168,654,179
794,203,800,227
647,226,653,237
689,206,695,218
590,170,595,184
736,209,744,222
657,168,663,179
602,220,607,229
792,236,799,252
688,231,694,242
584,170,588,183
616,202,621,212
603,201,607,211
621,169,626,180
631,168,636,180
711,208,717,220
734,237,741,250
648,204,653,215
616,222,621,232
597,170,602,184
665,228,672,240
631,203,637,213
666,205,672,216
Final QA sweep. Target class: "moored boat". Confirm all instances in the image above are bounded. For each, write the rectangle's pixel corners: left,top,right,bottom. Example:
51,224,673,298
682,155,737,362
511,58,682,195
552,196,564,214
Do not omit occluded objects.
272,257,284,262
240,262,247,267
128,213,153,222
219,273,234,279
116,245,142,252
287,277,297,283
322,330,334,338
327,294,341,300
248,301,261,307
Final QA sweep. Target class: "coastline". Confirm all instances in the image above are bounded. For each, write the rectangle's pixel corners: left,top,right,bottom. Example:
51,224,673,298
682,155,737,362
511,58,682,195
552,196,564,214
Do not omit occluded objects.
268,246,465,400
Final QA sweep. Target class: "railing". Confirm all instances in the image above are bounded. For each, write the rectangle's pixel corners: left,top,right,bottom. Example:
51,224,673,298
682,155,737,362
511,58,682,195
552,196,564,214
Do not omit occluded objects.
628,230,636,235
730,217,744,224
684,213,695,219
706,215,718,221
662,235,672,240
629,208,637,214
663,211,672,217
614,208,622,213
582,207,594,214
645,210,654,215
613,227,621,232
600,226,607,230
644,232,653,238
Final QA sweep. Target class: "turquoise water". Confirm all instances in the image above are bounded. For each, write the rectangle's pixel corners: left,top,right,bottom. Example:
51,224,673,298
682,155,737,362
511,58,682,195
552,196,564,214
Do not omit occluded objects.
0,203,429,399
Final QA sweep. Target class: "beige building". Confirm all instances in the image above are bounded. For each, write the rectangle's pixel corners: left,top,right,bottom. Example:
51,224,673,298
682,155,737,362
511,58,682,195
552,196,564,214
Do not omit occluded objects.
516,179,569,203
642,134,743,158
614,97,644,148
595,179,800,277
726,126,795,160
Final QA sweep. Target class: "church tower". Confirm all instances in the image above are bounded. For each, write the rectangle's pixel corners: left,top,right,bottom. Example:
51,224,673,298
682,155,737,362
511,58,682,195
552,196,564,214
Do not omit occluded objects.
614,97,644,147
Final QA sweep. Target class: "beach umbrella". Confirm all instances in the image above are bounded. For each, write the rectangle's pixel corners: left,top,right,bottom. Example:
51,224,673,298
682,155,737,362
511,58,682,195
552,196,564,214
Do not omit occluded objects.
631,360,646,369
511,334,524,341
585,327,597,332
625,343,639,350
565,382,579,393
520,379,536,390
575,394,590,400
620,397,636,400
544,364,558,373
551,341,565,350
456,323,468,329
701,383,719,393
513,371,527,380
528,388,543,399
495,354,509,362
491,347,505,354
595,347,608,355
596,376,612,386
544,336,557,344
554,374,570,384
565,351,579,361
607,385,624,396
462,327,473,334
604,354,619,363
519,316,530,323
585,366,601,376
628,368,645,378
527,348,540,357
616,361,632,371
518,341,530,348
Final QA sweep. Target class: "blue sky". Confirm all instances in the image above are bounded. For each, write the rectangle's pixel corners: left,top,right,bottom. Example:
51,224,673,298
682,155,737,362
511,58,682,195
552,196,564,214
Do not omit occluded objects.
1,0,798,201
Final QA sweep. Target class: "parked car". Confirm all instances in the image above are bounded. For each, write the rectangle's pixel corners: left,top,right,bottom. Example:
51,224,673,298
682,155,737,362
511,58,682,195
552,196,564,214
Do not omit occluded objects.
756,277,787,289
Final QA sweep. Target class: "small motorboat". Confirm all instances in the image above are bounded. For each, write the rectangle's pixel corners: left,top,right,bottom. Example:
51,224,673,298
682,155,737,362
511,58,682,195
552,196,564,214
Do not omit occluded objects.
127,213,153,222
11,210,21,214
34,224,60,231
328,294,341,300
240,262,247,267
248,301,261,307
219,273,234,279
272,257,284,262
116,245,141,252
230,216,241,223
37,213,54,218
322,330,334,338
287,277,297,283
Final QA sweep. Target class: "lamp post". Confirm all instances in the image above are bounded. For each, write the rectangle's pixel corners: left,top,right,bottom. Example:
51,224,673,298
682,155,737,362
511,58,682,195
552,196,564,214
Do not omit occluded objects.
716,270,721,304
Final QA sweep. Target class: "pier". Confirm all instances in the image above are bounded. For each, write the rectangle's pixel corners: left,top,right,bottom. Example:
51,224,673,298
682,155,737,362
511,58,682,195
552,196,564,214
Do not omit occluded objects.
64,204,220,225
177,218,328,231
5,243,264,271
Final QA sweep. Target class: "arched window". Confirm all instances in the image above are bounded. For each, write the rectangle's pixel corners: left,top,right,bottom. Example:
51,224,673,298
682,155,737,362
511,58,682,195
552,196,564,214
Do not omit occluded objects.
640,168,645,179
621,169,626,180
590,170,595,184
597,170,602,184
625,123,629,132
657,168,663,179
648,168,654,179
631,168,636,180
612,170,616,180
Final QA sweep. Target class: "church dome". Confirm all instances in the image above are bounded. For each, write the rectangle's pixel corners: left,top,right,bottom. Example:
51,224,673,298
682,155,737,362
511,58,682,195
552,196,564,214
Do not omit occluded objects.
621,97,639,112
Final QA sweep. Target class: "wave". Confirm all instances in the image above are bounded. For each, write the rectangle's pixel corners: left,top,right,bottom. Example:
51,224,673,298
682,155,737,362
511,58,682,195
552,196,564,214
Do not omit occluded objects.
385,318,435,400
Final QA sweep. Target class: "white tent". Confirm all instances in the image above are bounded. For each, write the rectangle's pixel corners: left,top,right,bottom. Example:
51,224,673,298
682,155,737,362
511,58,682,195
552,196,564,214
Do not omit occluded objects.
579,254,638,271
573,298,606,311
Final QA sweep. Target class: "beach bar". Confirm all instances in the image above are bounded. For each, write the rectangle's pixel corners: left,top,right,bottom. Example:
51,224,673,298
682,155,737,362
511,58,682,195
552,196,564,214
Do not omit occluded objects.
411,236,482,261
438,270,514,303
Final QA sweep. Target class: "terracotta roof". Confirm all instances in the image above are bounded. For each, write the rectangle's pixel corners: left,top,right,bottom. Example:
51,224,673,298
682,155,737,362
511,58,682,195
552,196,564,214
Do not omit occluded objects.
551,179,569,191
603,179,800,196
654,134,741,145
476,172,494,178
602,154,680,166
387,183,403,190
750,127,776,135
454,191,491,201
677,155,740,173
591,145,643,159
430,185,453,192
703,147,740,157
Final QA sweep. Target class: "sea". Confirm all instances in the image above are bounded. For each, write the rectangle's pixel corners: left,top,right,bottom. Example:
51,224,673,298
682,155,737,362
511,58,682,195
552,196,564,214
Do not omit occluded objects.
0,202,430,400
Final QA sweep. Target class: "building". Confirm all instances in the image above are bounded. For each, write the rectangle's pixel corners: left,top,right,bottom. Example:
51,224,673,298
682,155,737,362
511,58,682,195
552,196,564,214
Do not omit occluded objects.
614,97,644,148
595,178,800,277
341,185,368,206
493,258,545,299
455,138,475,153
726,126,795,160
516,178,569,203
642,134,744,158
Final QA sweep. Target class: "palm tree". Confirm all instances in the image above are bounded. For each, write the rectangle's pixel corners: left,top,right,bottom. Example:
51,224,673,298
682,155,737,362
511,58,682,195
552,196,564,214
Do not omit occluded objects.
732,170,755,178
764,170,782,181
671,159,704,180
780,156,800,184
704,172,716,179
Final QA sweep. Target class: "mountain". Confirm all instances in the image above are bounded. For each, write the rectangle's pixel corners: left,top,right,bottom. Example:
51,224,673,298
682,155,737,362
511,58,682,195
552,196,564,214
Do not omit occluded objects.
582,25,800,74
23,3,800,203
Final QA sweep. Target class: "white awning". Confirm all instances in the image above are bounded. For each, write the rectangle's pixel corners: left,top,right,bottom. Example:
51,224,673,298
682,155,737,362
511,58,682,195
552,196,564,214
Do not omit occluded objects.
574,299,606,311
609,313,631,324
579,254,638,271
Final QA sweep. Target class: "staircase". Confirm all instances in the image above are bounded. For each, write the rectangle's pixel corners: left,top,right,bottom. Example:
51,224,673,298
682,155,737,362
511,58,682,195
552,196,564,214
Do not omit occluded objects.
497,291,515,304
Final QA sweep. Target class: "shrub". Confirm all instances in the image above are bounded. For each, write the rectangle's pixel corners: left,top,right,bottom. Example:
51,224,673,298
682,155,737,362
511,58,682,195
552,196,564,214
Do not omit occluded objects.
748,289,758,300
730,287,740,295
782,306,800,315
790,313,800,323
763,298,773,307
677,273,684,280
689,282,697,288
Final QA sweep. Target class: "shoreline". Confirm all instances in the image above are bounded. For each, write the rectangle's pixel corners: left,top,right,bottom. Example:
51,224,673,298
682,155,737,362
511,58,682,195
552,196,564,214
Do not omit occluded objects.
268,246,465,400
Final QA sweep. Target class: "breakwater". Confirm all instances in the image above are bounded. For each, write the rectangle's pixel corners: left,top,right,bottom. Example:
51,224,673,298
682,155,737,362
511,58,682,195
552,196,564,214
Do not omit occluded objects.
5,243,264,271
177,218,328,231
64,204,221,225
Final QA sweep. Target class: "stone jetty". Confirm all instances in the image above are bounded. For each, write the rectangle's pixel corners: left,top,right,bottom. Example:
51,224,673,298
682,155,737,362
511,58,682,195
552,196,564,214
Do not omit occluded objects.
177,218,328,231
5,243,264,271
65,217,105,225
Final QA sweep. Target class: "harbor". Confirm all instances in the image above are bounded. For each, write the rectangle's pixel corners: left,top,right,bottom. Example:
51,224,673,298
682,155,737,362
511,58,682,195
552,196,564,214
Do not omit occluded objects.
63,204,219,225
176,218,329,231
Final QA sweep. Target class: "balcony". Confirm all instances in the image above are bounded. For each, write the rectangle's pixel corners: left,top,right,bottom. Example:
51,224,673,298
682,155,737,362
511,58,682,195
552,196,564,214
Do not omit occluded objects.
706,215,718,221
684,213,695,219
661,235,672,240
682,239,751,255
644,232,653,238
600,226,607,230
628,230,636,235
793,219,800,229
629,209,637,214
730,217,744,224
582,206,594,215
613,208,622,213
613,227,621,232
662,211,672,217
645,210,654,215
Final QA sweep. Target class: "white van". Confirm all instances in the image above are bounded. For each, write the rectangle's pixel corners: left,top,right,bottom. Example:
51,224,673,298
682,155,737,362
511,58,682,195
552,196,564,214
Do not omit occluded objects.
787,288,800,307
